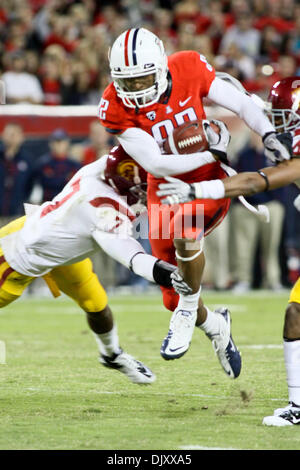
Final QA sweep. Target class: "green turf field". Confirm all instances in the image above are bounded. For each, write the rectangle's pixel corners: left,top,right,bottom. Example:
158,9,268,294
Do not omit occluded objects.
0,290,300,450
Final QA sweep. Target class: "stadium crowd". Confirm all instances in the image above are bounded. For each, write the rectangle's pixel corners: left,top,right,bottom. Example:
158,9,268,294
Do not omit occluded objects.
0,0,300,291
1,0,300,105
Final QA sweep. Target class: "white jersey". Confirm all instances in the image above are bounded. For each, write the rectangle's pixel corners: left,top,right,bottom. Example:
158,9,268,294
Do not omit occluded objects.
0,157,136,277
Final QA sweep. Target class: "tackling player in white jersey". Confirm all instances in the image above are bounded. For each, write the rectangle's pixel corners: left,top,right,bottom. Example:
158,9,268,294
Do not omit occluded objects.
157,76,300,426
0,146,189,385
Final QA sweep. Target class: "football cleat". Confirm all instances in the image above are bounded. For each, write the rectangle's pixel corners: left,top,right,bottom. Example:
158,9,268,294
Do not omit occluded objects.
263,404,300,426
273,401,297,416
99,350,156,384
206,307,242,379
160,308,197,360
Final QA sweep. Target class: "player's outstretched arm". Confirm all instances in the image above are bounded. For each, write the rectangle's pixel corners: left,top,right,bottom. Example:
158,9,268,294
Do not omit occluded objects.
221,159,300,197
207,77,292,162
92,229,191,294
157,158,300,204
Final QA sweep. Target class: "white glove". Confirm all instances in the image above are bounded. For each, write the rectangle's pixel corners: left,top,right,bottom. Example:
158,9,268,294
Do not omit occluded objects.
171,269,193,296
156,176,195,204
294,194,300,212
203,119,231,162
263,132,293,163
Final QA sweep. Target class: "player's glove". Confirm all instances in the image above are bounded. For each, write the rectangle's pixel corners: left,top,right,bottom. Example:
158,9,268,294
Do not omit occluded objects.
263,131,293,163
294,194,300,212
203,119,231,163
171,269,193,296
156,176,195,205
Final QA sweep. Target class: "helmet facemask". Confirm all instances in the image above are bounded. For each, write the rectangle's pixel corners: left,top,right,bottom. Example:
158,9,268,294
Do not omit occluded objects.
268,82,300,133
268,107,300,133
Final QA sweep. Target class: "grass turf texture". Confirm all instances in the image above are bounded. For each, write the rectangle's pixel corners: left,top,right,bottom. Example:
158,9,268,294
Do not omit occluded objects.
0,291,300,450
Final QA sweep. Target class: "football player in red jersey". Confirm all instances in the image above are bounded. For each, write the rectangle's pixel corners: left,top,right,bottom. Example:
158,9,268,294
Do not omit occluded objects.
98,27,292,379
158,76,300,425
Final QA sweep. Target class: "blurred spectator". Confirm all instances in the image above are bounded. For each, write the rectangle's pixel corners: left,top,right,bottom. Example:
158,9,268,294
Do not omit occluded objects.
220,11,261,57
25,50,40,75
39,52,62,105
173,0,203,27
176,20,198,51
259,25,282,63
270,54,298,84
4,18,27,52
31,128,81,203
152,7,177,48
81,121,111,166
284,10,300,70
42,14,78,53
205,0,234,55
193,34,215,67
0,122,34,217
1,50,44,104
215,42,256,81
0,0,299,105
254,0,295,33
230,132,286,293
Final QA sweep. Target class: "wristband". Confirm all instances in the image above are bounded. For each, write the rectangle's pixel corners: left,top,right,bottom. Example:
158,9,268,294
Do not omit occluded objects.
257,170,270,191
192,179,225,200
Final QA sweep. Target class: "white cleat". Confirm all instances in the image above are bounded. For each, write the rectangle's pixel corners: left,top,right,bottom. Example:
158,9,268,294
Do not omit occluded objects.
207,308,242,379
263,403,300,426
100,350,156,384
160,308,197,360
273,402,295,416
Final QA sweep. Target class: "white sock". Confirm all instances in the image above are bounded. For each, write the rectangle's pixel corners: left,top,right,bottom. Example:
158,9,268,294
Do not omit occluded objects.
198,306,221,336
177,289,201,312
93,325,122,357
284,339,300,407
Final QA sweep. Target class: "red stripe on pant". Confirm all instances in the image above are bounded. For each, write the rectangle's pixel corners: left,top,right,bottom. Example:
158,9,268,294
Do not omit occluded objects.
0,254,15,287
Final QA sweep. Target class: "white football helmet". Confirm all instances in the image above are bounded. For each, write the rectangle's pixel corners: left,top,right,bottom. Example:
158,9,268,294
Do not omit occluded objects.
109,28,168,109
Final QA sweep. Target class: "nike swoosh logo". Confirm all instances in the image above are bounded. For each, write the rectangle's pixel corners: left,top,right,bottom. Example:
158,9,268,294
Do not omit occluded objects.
179,96,192,107
169,346,186,352
291,415,300,424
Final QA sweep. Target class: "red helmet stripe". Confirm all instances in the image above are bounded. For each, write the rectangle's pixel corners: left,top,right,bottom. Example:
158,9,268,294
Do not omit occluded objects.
124,29,131,66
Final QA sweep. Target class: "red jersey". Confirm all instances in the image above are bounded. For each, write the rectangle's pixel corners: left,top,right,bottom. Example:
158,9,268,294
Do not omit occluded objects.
98,50,226,185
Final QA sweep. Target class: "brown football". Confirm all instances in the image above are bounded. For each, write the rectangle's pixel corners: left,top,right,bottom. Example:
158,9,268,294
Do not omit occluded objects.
163,119,220,154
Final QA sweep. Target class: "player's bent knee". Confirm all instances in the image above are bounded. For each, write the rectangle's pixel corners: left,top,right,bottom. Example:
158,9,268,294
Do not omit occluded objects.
174,237,204,260
76,274,108,313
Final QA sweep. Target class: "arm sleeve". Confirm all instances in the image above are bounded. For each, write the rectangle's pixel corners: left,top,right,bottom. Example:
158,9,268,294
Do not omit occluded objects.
207,77,274,137
117,128,216,177
92,230,157,282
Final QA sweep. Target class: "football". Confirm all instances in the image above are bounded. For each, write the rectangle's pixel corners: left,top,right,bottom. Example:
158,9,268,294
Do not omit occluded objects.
163,119,220,154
